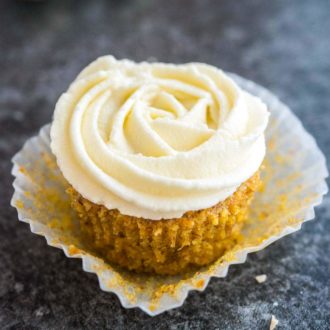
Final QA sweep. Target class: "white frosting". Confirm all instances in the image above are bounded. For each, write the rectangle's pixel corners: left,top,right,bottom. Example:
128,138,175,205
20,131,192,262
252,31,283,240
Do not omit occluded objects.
51,56,269,220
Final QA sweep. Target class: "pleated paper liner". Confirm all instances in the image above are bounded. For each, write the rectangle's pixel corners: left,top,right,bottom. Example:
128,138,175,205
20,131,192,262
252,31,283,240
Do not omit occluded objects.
11,75,328,316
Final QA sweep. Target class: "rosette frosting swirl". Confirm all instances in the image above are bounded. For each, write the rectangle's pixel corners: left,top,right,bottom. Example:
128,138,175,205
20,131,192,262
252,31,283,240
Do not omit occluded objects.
51,56,269,220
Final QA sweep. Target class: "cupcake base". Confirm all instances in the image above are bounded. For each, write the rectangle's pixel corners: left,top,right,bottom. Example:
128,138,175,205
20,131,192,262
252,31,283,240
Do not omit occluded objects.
67,172,261,275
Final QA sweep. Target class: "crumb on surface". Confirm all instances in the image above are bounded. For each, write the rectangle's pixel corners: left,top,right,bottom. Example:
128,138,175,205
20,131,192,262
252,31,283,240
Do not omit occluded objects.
255,274,267,283
195,279,205,289
68,245,82,256
269,315,279,330
15,199,24,209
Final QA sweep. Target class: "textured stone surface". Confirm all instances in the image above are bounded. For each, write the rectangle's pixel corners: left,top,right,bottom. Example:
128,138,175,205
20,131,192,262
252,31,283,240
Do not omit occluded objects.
0,0,329,329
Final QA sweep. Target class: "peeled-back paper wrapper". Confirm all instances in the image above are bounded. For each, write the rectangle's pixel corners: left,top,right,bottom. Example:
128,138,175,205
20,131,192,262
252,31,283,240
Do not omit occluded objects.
11,75,328,316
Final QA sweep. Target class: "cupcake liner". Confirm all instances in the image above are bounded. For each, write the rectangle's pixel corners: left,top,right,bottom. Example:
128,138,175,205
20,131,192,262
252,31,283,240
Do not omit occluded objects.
11,75,328,316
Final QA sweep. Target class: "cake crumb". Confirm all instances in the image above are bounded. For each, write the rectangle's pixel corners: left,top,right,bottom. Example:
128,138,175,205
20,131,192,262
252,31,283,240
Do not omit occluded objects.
255,274,267,283
269,315,279,330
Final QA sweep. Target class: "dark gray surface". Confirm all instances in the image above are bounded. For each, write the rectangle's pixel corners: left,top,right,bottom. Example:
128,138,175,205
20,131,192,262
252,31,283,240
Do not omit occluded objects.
1,0,329,329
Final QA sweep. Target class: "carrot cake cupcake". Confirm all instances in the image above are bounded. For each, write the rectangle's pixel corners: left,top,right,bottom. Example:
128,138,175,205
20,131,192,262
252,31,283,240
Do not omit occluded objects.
50,56,269,275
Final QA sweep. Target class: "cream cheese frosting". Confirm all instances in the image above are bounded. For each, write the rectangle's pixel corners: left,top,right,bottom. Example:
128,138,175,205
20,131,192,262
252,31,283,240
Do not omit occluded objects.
50,56,269,220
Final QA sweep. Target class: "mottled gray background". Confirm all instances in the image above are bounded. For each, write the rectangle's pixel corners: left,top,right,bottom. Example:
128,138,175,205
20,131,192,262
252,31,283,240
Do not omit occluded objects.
0,0,329,329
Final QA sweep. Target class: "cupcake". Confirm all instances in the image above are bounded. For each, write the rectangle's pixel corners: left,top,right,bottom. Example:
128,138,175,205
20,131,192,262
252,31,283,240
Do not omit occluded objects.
50,56,269,275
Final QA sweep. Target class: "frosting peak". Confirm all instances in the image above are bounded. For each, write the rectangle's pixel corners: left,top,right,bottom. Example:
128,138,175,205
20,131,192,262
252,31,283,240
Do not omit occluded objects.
51,56,269,220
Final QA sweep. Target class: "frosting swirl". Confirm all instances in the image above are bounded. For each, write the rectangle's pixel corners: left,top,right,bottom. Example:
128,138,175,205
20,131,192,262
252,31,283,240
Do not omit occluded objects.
51,56,269,220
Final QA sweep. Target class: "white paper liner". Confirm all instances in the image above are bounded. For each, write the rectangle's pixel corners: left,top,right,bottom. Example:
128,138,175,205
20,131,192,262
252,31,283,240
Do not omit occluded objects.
11,75,328,316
